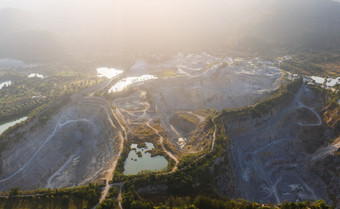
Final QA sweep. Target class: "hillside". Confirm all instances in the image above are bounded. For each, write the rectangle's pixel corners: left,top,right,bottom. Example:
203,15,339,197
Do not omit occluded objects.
101,79,339,209
0,8,66,62
0,1,339,208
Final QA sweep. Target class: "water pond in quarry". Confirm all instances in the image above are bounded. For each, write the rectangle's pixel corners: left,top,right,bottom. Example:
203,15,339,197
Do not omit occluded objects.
123,142,168,175
108,75,157,93
96,67,123,79
0,116,28,135
0,81,11,89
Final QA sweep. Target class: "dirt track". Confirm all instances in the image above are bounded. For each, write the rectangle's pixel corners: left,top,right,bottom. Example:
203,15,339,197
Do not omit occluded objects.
0,77,123,191
225,84,329,203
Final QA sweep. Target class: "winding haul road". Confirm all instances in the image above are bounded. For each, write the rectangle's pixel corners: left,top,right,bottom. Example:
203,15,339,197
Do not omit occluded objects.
297,101,322,126
115,95,179,172
0,119,94,185
85,79,127,209
229,83,323,204
146,119,179,172
3,70,326,207
210,114,220,152
0,73,127,208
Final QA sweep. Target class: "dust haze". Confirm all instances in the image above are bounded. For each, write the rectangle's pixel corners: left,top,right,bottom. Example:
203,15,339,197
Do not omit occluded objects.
1,0,340,61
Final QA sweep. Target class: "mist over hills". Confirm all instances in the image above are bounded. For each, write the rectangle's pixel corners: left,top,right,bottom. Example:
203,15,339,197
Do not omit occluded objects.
0,8,65,62
0,1,339,208
0,0,340,62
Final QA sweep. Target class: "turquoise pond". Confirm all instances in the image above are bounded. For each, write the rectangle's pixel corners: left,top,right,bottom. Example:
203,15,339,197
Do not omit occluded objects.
123,142,168,175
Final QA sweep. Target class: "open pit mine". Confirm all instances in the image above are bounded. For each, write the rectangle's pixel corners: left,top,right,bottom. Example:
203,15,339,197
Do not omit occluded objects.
0,53,338,207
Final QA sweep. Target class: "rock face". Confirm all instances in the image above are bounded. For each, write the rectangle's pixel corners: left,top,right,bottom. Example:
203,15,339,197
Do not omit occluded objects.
215,84,339,206
170,114,196,139
311,139,340,207
0,99,119,191
147,54,285,145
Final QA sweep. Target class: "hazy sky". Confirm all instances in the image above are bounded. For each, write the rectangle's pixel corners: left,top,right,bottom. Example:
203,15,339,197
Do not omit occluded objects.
0,0,238,52
0,0,252,11
1,0,339,54
0,0,107,10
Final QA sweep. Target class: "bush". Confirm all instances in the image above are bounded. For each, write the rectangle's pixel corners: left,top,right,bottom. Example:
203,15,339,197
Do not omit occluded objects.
9,187,19,196
97,199,119,209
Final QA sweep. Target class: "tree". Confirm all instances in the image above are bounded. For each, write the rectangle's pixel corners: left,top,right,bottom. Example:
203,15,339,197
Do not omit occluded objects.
97,199,119,209
9,187,19,196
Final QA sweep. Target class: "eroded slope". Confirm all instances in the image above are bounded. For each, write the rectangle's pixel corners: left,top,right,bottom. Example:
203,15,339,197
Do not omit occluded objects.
214,80,339,205
0,93,120,191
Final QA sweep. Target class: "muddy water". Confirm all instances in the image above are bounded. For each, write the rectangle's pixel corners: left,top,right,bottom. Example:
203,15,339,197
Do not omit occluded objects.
97,67,123,79
28,73,45,78
108,75,157,93
0,81,11,89
123,142,168,175
0,117,28,135
310,76,340,87
310,76,324,84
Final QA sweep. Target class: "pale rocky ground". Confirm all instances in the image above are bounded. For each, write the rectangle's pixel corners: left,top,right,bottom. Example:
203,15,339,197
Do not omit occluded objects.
118,53,338,205
0,52,302,197
0,80,120,191
215,84,339,205
131,53,286,147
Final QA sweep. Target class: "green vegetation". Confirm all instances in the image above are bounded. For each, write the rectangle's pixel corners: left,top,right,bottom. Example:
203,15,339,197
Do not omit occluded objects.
176,111,200,125
113,121,177,182
151,120,166,139
116,123,224,205
280,51,340,77
108,78,334,209
220,78,303,119
136,151,143,158
313,84,340,134
117,121,331,209
0,71,99,175
97,199,119,209
0,94,72,169
156,69,178,78
109,186,120,199
0,71,97,124
137,142,147,149
151,196,331,209
0,72,332,208
132,124,173,159
97,185,121,209
0,184,102,209
133,125,159,142
146,90,154,110
193,109,215,118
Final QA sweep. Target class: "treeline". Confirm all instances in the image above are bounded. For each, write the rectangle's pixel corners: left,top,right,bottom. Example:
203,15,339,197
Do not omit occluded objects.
0,93,71,168
0,184,102,209
117,124,226,201
97,199,120,209
293,51,340,64
156,196,331,209
113,134,133,182
220,78,303,119
0,70,98,124
280,59,325,76
0,71,98,176
315,85,340,134
279,51,340,77
120,194,331,209
97,186,120,209
0,97,45,125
